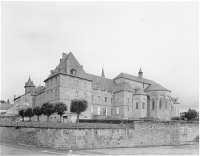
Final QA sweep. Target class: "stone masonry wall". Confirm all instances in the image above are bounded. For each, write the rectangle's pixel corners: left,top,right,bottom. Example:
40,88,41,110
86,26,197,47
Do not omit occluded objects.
0,121,198,150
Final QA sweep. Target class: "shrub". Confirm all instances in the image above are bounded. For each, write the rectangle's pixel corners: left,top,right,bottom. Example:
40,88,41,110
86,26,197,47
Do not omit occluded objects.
171,116,181,120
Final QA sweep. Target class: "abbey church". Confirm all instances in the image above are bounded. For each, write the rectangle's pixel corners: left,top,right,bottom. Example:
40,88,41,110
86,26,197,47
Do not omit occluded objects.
14,52,180,120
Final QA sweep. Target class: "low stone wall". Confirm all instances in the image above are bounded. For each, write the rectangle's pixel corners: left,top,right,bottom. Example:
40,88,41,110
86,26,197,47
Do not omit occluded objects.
0,121,198,150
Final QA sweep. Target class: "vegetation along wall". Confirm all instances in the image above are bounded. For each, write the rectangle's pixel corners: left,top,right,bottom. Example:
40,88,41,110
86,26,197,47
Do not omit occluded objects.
0,121,198,150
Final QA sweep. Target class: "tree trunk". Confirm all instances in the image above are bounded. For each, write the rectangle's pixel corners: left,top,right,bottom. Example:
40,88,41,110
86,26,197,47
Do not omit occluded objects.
60,115,62,123
37,116,39,122
76,113,79,123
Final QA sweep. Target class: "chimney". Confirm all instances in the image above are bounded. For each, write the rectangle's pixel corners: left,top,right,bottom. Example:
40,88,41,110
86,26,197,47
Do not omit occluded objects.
81,65,83,69
62,53,67,60
60,59,62,63
14,95,16,99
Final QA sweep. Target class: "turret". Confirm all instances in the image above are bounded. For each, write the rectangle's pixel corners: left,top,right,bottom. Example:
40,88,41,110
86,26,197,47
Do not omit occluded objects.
138,68,143,78
101,67,105,78
24,76,35,94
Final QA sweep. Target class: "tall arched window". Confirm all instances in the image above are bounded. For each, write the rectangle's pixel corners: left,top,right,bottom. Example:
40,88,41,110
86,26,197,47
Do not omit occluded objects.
142,102,145,109
159,100,162,109
152,101,155,110
136,102,139,109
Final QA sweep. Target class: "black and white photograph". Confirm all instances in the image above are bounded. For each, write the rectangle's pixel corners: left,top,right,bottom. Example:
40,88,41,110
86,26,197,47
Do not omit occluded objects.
0,0,199,155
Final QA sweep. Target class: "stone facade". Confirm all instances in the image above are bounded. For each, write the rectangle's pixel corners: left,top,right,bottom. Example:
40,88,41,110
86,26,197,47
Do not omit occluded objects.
0,121,198,150
14,52,180,120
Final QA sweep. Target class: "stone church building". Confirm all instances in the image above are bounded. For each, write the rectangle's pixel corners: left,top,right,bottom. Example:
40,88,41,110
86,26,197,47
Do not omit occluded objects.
14,52,180,121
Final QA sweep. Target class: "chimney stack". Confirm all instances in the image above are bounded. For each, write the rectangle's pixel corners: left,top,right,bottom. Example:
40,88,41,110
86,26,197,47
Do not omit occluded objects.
62,53,67,60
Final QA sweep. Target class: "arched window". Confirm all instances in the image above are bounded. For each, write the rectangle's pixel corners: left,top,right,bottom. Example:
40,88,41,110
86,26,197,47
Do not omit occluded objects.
136,102,139,109
152,101,155,110
142,102,145,109
165,101,167,109
159,100,162,109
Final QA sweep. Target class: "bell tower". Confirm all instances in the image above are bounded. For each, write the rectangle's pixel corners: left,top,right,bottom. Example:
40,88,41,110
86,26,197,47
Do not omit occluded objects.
24,76,35,94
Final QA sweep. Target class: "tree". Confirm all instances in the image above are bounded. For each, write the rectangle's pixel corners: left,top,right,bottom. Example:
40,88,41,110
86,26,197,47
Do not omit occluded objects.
33,107,42,122
185,109,198,121
41,102,55,122
18,109,25,121
54,102,67,122
24,108,34,121
0,100,6,104
70,99,88,123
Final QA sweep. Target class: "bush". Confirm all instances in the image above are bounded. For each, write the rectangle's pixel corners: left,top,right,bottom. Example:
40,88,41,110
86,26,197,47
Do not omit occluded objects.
171,116,181,120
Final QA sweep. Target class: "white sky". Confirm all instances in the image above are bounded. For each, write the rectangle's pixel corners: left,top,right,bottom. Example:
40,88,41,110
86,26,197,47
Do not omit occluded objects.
1,1,199,112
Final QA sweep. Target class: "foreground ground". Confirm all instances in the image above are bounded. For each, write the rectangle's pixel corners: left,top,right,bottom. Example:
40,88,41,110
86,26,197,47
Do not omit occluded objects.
0,140,199,155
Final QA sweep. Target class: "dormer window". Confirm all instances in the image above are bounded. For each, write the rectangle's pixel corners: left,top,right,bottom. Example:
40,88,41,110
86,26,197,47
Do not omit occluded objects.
71,69,76,75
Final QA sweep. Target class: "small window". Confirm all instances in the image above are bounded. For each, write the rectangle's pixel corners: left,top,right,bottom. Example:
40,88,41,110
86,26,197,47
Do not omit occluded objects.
136,102,139,109
111,98,113,103
127,107,129,111
105,107,107,115
128,98,129,103
152,101,155,110
116,107,119,114
75,92,78,97
165,101,167,109
98,96,100,102
142,102,145,109
105,97,107,102
111,108,113,114
92,95,94,101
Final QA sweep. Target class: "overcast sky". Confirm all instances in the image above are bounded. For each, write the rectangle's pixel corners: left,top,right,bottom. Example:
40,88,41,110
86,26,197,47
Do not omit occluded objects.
1,1,199,112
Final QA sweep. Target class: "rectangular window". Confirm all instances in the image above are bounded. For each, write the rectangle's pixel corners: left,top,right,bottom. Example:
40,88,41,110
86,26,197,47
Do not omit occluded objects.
111,108,113,114
111,98,113,103
97,107,100,115
98,96,100,102
159,101,162,109
105,97,107,102
75,92,78,97
92,95,94,101
127,107,129,111
128,98,129,103
55,77,57,84
116,107,119,114
105,107,107,115
84,93,86,98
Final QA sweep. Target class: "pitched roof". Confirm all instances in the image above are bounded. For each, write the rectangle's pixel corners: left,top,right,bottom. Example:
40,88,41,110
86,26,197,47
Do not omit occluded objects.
114,73,155,85
134,88,147,95
0,103,13,110
145,83,171,92
44,52,92,81
114,82,134,93
87,73,115,92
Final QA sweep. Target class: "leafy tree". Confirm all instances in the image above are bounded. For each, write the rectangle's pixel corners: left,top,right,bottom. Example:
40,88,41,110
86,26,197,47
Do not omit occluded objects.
70,99,88,123
0,100,6,104
33,107,42,122
185,109,198,121
18,109,26,121
24,108,34,120
54,102,67,122
41,102,55,122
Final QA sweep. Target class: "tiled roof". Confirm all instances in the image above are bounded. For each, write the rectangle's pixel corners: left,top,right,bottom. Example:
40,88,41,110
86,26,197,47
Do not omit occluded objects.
134,88,147,95
114,82,134,93
145,84,171,92
44,52,92,81
87,73,115,92
114,73,155,85
0,103,13,110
